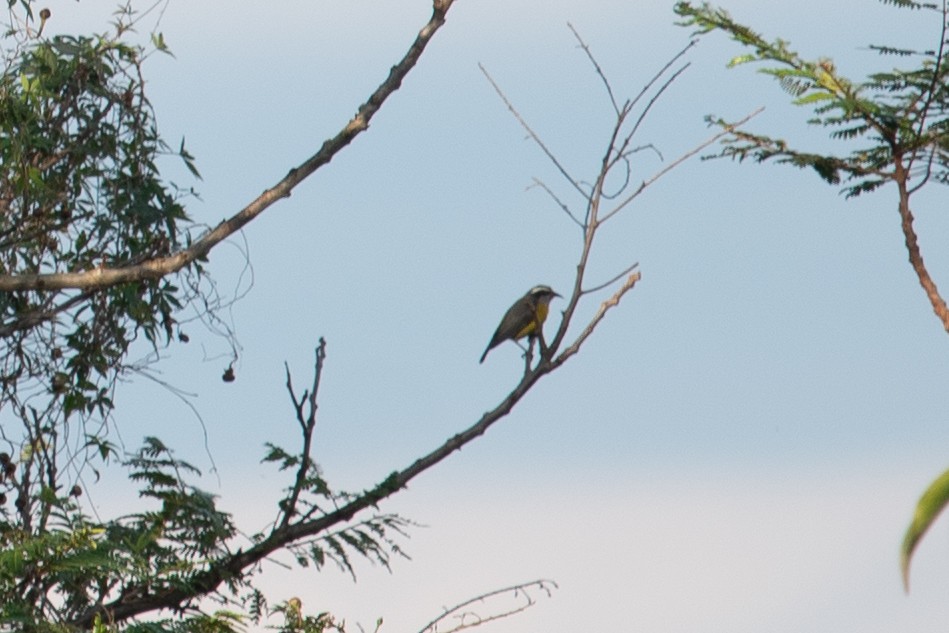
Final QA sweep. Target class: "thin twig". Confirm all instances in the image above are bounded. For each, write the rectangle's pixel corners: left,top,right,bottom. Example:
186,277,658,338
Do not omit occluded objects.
600,145,663,201
554,271,642,368
130,365,220,485
907,0,948,175
600,106,764,223
600,152,634,201
279,339,327,530
568,22,620,115
628,38,699,113
618,61,692,160
528,177,583,228
480,63,587,199
584,262,639,294
416,580,558,633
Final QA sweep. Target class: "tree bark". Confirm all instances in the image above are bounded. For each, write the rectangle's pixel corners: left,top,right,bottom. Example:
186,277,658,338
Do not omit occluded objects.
896,159,949,333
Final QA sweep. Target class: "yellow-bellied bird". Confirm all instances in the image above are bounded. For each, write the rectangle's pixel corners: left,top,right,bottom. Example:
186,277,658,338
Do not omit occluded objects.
480,285,561,363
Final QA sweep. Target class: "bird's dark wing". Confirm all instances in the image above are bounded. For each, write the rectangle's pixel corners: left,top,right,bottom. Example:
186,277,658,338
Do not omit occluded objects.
480,296,536,363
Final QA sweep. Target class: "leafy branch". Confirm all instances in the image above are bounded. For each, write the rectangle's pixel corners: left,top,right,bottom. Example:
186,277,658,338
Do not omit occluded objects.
674,0,949,589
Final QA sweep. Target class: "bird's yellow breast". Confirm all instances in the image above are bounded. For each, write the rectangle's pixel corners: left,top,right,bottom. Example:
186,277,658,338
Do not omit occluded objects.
535,302,550,324
514,302,549,340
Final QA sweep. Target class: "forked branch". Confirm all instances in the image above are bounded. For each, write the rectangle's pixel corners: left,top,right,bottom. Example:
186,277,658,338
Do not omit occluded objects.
279,339,327,529
480,27,757,366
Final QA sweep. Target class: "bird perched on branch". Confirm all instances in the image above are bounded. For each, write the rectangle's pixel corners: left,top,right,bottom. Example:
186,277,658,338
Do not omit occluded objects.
480,285,561,363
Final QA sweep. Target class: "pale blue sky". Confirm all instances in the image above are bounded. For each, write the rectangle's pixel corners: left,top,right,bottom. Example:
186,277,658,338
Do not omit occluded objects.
41,0,949,631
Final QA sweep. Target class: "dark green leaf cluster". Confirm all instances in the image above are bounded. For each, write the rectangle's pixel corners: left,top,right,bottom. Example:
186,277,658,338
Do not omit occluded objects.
0,29,197,402
0,431,412,630
0,2,462,630
262,442,412,580
0,1,206,479
878,0,938,9
127,437,235,561
0,438,238,631
120,611,248,633
264,443,332,501
287,514,412,582
0,6,222,626
676,0,949,198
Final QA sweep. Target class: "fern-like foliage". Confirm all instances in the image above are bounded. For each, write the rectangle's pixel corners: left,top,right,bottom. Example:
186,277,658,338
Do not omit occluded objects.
0,435,409,631
261,441,413,580
675,0,949,198
0,437,235,629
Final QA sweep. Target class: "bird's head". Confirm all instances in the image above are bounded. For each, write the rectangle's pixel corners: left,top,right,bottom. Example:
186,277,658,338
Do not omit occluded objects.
528,285,561,304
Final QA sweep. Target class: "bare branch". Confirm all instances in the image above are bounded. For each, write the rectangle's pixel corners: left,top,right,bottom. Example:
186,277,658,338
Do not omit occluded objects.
416,579,558,633
584,262,639,294
279,339,327,530
600,106,765,223
628,38,699,113
554,271,642,369
617,61,692,162
479,64,587,198
543,41,737,364
0,0,457,293
568,22,620,116
71,342,556,627
528,177,584,228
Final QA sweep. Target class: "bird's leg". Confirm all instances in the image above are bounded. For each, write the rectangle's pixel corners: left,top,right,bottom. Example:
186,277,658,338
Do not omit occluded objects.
522,336,535,373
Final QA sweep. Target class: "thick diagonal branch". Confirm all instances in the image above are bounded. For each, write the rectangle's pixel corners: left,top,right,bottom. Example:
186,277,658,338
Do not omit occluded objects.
0,0,455,293
70,350,550,629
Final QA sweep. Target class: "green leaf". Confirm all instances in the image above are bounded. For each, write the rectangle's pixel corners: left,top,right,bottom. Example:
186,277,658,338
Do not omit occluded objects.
51,40,82,56
727,53,757,67
901,466,949,590
793,91,835,105
178,137,202,179
150,32,171,55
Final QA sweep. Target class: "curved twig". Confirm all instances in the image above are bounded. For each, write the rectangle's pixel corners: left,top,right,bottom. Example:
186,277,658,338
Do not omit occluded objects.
600,106,764,223
528,177,584,228
416,579,558,633
568,22,620,116
584,262,640,294
479,64,587,199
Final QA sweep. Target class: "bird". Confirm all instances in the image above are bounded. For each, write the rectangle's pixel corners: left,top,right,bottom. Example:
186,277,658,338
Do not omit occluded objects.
480,285,561,363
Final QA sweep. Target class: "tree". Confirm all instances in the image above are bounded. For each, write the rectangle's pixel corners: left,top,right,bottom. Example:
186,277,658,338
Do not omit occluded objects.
0,1,737,630
673,0,949,591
